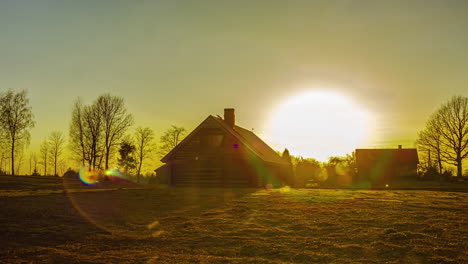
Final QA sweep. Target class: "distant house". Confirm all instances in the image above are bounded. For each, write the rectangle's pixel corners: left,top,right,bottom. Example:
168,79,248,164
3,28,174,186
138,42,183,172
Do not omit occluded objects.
355,146,419,187
156,108,293,187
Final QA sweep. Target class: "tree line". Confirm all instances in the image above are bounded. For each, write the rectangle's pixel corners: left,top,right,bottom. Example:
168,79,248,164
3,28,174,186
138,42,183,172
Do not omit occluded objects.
417,96,468,179
0,90,186,179
1,89,465,181
281,148,357,188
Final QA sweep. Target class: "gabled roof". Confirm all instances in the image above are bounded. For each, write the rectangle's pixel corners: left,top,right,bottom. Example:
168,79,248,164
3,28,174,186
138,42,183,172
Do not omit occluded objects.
161,115,287,165
355,148,419,167
215,117,286,164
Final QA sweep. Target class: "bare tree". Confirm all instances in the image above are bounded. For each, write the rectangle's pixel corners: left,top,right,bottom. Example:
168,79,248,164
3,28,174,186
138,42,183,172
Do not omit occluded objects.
0,90,35,176
48,131,66,176
96,94,133,170
16,152,24,176
68,95,133,170
30,152,38,175
40,140,49,176
82,103,103,169
69,99,87,166
29,152,33,175
158,125,186,157
430,96,468,178
134,127,155,183
0,134,8,174
417,116,444,174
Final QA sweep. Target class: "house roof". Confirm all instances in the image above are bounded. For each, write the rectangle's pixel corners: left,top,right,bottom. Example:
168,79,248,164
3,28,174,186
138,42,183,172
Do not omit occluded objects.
355,148,419,167
161,115,288,165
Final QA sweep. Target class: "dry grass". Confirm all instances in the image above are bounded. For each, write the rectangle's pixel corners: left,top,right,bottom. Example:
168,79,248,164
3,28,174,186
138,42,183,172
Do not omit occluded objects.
0,176,467,263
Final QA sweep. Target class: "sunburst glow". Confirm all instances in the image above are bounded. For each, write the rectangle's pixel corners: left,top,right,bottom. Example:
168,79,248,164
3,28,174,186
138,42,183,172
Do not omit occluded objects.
266,90,373,161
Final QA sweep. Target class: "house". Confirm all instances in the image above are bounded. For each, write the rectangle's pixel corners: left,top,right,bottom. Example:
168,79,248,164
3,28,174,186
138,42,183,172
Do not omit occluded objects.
355,145,419,187
156,108,293,187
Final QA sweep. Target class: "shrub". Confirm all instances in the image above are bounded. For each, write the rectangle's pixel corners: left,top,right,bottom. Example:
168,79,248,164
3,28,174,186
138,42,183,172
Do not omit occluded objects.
294,158,321,187
63,168,78,179
422,166,439,181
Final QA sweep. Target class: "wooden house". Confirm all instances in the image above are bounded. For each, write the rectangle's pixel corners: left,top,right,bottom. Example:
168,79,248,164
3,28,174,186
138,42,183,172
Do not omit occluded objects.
156,109,293,187
355,145,419,186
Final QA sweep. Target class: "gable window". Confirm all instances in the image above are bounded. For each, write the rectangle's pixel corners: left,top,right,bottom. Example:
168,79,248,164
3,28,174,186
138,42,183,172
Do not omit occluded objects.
202,134,224,148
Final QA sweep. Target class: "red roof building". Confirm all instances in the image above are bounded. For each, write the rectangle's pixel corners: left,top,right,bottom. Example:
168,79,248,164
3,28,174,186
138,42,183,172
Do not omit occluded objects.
157,109,293,187
355,146,419,187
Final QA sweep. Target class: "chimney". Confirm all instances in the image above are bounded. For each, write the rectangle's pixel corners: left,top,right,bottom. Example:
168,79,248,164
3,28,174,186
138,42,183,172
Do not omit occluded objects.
224,108,235,128
398,145,402,149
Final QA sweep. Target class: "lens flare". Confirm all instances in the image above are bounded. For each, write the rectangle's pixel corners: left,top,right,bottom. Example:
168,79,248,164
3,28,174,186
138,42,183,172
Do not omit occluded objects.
78,167,99,185
105,168,125,178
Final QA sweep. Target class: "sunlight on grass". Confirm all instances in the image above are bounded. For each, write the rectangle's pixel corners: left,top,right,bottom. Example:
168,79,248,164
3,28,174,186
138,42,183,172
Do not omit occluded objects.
1,177,467,263
147,220,160,230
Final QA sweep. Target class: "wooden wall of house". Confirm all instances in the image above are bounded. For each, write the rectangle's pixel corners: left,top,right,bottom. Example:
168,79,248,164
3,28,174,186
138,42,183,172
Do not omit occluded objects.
395,164,418,178
164,119,290,187
356,162,418,187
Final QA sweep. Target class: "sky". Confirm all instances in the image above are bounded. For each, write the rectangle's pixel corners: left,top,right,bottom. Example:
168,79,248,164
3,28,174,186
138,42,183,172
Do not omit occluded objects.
1,0,468,161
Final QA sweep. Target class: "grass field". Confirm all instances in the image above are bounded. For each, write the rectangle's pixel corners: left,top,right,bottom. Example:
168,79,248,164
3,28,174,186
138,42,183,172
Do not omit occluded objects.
0,176,467,264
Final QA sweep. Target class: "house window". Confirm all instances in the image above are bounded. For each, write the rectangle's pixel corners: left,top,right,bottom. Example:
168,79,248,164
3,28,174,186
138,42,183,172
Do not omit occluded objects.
200,134,224,148
207,134,223,147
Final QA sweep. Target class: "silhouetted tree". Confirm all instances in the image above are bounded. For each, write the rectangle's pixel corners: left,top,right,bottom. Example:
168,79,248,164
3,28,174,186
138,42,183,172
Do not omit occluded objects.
16,151,24,175
39,139,49,176
321,154,357,186
429,96,468,178
293,157,321,187
343,152,357,175
417,116,444,174
97,94,133,170
134,127,155,183
324,156,345,185
69,95,133,170
281,148,292,164
158,125,186,157
0,140,8,174
118,140,136,173
83,102,104,169
0,90,35,176
30,152,38,176
69,99,87,166
48,131,66,176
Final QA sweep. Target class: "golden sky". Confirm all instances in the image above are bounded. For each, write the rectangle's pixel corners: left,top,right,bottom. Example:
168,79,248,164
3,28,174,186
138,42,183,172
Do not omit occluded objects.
1,1,468,160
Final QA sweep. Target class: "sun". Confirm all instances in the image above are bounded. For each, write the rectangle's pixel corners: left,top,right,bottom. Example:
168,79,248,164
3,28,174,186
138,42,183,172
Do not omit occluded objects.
266,90,373,161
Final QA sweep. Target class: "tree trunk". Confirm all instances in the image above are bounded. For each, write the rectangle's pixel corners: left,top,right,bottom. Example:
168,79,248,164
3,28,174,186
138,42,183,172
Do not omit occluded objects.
456,156,462,178
81,144,85,167
11,140,15,176
437,150,443,175
137,157,143,183
91,143,97,169
105,147,110,170
54,157,57,176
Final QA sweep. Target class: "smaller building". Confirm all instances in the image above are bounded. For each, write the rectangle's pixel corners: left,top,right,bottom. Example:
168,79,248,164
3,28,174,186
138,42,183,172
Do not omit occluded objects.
355,145,419,187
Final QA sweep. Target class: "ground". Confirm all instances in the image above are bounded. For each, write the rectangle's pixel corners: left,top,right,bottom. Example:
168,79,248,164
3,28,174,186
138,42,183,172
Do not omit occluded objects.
0,176,467,264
